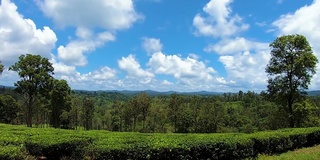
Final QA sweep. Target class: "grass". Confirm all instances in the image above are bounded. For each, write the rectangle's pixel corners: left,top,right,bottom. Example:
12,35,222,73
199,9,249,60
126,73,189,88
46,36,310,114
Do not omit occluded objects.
259,145,320,160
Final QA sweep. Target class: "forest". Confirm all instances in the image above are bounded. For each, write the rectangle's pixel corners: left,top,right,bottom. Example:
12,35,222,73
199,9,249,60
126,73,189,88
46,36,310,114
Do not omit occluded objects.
0,34,320,134
1,86,320,133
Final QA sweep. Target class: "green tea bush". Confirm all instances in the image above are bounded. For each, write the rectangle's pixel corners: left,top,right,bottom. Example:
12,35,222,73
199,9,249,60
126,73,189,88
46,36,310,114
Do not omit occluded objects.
1,123,320,159
251,128,320,155
25,134,93,159
0,145,24,160
87,134,256,160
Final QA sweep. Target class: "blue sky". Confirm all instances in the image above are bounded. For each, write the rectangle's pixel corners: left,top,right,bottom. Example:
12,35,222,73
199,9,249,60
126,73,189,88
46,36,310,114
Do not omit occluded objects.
1,0,320,92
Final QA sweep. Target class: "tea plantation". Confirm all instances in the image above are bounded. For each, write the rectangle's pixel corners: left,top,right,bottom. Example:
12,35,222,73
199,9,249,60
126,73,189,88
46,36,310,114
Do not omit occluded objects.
1,123,320,159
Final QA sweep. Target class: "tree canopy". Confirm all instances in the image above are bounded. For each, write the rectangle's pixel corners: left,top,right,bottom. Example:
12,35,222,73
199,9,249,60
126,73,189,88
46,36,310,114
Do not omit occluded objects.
0,94,19,124
9,54,54,127
266,34,318,127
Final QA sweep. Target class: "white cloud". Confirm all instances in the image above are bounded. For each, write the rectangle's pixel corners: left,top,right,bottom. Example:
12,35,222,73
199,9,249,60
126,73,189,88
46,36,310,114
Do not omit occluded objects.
272,0,320,55
205,37,269,55
219,50,270,89
0,69,19,87
216,77,227,84
142,37,163,55
118,54,154,78
48,54,118,90
193,0,249,38
148,52,215,84
50,55,76,75
272,0,320,90
203,36,271,91
57,31,115,66
36,0,142,30
0,0,57,66
161,80,173,85
54,66,118,90
36,0,141,67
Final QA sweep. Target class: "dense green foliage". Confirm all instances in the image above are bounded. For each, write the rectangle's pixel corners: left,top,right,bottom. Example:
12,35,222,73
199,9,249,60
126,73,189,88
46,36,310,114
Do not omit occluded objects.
2,85,320,133
0,123,320,159
9,54,54,127
49,79,72,128
266,34,318,128
0,95,19,124
83,97,95,130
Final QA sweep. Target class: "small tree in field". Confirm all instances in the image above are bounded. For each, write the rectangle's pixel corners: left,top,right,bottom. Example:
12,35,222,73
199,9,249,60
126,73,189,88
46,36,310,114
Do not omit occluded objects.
266,34,318,128
9,54,54,127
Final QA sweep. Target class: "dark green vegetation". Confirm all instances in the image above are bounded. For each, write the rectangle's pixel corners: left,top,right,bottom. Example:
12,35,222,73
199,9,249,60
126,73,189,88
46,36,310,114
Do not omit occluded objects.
266,34,318,128
3,85,320,133
1,123,320,159
9,54,55,127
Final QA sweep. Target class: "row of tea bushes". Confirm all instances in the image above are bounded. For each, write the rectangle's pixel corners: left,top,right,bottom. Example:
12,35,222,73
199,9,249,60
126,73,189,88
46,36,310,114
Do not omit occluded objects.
0,123,320,159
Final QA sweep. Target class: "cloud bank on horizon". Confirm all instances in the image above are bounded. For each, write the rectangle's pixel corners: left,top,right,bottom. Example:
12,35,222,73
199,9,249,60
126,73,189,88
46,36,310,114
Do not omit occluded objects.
0,0,319,92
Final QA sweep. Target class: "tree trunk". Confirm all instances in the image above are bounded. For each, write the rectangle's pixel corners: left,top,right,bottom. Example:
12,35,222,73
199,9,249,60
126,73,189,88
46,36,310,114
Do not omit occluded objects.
133,117,136,132
26,96,33,127
119,115,122,132
142,116,146,130
288,99,295,128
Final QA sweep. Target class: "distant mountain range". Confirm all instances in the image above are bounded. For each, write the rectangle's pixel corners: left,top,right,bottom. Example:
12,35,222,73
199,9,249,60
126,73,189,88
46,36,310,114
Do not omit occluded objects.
2,85,320,96
74,89,223,96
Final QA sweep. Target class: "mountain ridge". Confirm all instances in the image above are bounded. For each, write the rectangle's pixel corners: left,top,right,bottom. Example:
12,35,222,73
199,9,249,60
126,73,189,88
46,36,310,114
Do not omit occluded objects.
2,85,320,96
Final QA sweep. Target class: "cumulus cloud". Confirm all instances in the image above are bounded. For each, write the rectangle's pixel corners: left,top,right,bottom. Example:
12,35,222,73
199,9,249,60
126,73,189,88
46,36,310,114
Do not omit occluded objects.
148,52,215,84
272,0,320,89
0,0,57,66
142,37,163,55
272,0,320,55
219,50,270,90
53,66,118,90
118,54,154,78
36,0,142,30
192,0,272,91
205,37,269,55
50,55,76,76
203,36,270,91
36,0,141,67
193,0,249,38
57,30,115,66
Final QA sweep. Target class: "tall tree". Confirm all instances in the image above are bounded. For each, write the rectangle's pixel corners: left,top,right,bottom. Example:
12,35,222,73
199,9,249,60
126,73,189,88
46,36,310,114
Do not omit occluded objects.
49,79,71,128
266,34,318,128
137,92,151,131
70,95,82,130
168,93,182,132
128,96,140,131
83,97,95,130
9,54,54,127
110,99,123,131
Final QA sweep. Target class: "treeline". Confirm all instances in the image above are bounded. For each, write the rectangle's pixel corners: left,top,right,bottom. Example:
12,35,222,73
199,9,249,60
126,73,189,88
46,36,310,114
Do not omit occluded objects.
1,87,320,133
